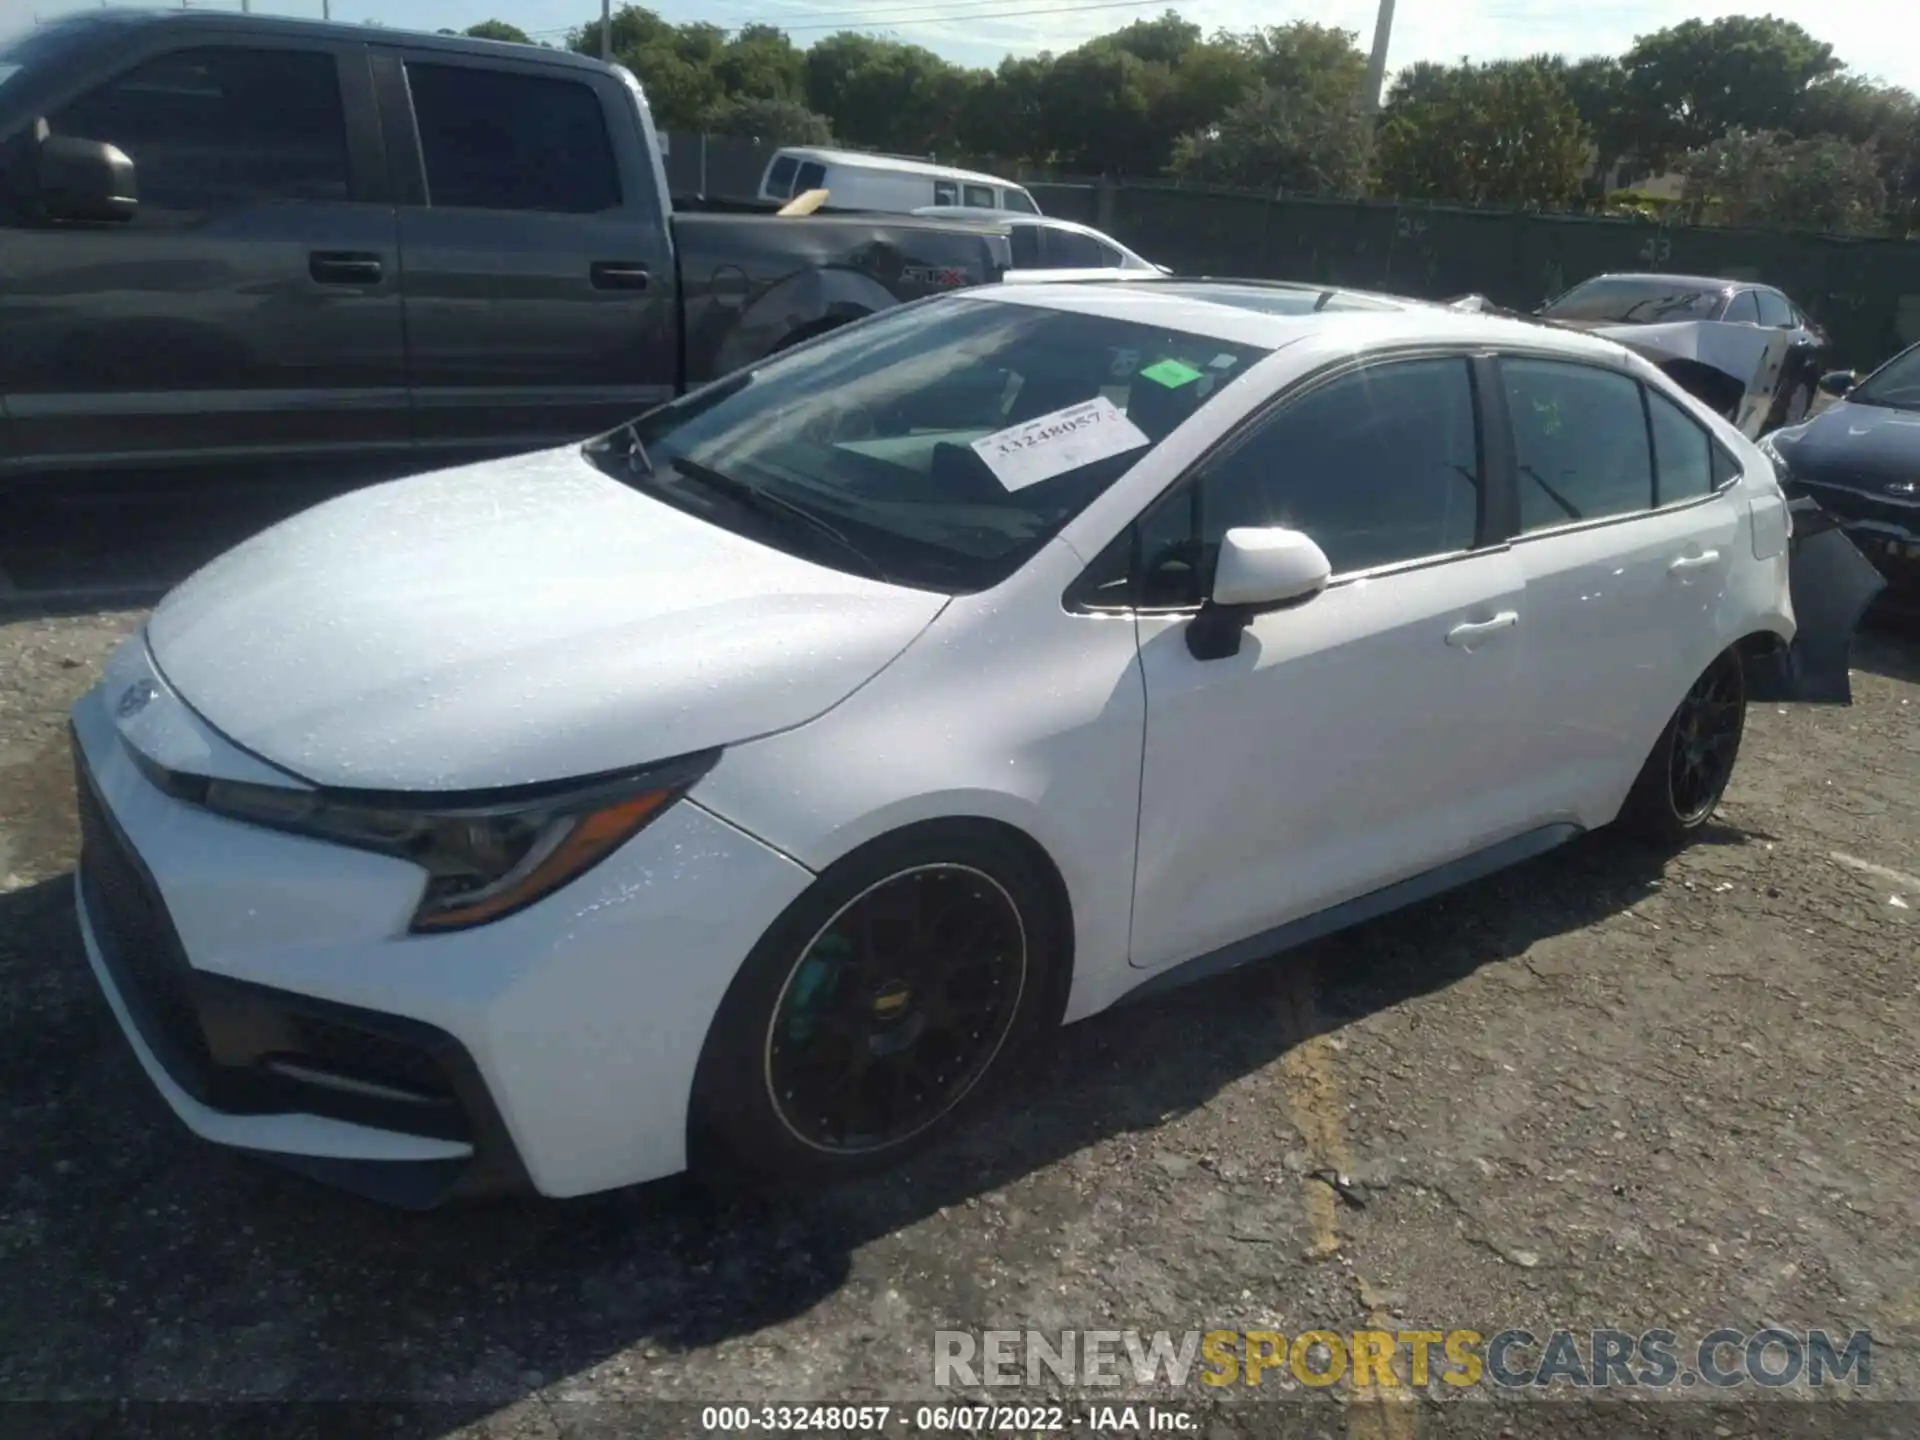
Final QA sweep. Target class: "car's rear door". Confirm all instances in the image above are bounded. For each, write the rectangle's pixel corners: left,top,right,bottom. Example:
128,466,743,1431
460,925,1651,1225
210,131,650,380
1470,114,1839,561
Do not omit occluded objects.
1124,352,1532,975
1495,354,1744,825
373,46,677,457
0,30,407,469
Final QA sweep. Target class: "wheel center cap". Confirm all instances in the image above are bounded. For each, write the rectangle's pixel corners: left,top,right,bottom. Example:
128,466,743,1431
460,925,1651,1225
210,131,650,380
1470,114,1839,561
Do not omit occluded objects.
871,979,914,1022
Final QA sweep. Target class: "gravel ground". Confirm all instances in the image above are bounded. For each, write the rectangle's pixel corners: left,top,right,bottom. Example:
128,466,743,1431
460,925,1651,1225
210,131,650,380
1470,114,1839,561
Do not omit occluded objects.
0,486,1916,1440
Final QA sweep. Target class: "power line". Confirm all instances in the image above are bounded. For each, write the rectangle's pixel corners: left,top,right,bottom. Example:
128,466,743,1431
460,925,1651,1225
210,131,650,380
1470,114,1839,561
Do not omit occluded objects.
539,0,1178,40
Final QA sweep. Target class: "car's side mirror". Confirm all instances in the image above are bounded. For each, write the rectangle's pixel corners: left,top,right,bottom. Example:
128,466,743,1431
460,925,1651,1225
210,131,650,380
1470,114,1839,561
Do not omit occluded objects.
1186,526,1331,661
1817,369,1856,398
27,119,137,224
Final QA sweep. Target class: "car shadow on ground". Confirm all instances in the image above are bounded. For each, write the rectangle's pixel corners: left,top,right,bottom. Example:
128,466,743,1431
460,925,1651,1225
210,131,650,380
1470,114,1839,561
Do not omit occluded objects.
0,819,1725,1418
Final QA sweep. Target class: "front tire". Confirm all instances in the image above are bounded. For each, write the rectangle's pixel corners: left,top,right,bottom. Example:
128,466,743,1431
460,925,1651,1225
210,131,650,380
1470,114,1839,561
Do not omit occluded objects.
689,822,1063,1184
1619,648,1748,845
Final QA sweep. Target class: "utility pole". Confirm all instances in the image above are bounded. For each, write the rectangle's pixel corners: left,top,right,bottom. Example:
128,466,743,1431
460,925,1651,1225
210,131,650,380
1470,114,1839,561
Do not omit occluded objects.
322,0,331,17
1363,0,1396,115
600,0,611,61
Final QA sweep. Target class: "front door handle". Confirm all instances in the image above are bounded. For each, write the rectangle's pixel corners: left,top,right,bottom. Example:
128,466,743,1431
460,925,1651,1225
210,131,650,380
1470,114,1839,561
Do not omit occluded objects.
591,261,651,291
1668,550,1722,574
1445,611,1519,649
309,251,383,285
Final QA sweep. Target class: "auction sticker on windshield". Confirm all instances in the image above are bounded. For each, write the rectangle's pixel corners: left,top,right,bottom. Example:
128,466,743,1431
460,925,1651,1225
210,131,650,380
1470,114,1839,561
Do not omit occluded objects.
971,396,1150,492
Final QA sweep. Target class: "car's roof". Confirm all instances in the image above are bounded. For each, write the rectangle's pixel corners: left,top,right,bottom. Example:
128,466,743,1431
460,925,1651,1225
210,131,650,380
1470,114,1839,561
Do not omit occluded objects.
973,278,1645,361
1577,272,1743,293
910,207,1123,242
41,7,615,72
773,148,1024,189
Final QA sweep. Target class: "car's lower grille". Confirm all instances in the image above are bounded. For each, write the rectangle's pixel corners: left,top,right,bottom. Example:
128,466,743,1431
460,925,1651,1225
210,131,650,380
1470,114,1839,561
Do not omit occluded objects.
74,748,219,1101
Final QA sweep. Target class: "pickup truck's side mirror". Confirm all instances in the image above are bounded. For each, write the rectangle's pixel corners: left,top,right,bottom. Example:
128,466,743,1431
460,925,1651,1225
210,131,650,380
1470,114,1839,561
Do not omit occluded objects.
28,120,137,224
1817,369,1857,398
1186,526,1331,660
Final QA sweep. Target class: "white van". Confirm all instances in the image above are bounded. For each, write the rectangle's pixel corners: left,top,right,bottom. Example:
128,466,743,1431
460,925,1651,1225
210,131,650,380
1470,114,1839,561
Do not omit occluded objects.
758,147,1041,215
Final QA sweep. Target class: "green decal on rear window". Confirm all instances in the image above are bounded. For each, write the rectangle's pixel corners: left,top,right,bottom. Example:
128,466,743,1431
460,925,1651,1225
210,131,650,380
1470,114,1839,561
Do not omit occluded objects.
1141,358,1204,389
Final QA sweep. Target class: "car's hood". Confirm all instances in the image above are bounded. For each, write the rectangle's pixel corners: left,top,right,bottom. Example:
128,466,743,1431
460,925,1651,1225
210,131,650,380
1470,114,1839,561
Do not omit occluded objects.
1771,400,1920,489
145,448,948,791
1555,318,1756,380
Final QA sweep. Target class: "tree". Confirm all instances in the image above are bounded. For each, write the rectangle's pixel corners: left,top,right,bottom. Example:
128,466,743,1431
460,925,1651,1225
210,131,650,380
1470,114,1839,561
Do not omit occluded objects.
1681,128,1886,234
1620,17,1842,168
1551,55,1633,185
1377,58,1589,207
714,24,806,105
1038,43,1174,174
462,19,533,44
704,95,832,147
1171,83,1372,195
802,33,965,155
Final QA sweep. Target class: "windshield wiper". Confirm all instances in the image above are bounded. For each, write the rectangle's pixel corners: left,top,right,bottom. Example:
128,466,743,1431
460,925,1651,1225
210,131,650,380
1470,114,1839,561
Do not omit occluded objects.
584,420,653,477
667,456,889,583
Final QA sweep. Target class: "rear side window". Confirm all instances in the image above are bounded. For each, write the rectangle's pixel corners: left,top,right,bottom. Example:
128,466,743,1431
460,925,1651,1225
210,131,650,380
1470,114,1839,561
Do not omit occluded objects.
793,160,826,193
407,63,618,213
1754,290,1794,328
1724,291,1761,323
964,183,995,207
1503,359,1654,531
765,154,798,198
1644,387,1714,503
932,180,958,205
50,46,349,210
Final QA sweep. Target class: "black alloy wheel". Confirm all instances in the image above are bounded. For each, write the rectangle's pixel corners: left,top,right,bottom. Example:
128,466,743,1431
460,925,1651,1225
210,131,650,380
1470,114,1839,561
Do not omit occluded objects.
1621,647,1748,844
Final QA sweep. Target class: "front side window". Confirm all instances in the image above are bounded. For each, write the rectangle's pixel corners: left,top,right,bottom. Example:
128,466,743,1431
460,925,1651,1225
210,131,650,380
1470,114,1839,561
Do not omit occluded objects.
963,183,996,207
1851,344,1920,411
793,160,826,193
407,62,618,213
1002,188,1039,214
1048,228,1113,268
588,297,1266,592
765,154,798,198
1129,358,1483,607
49,46,348,210
1504,358,1654,531
1645,387,1714,503
1541,277,1725,325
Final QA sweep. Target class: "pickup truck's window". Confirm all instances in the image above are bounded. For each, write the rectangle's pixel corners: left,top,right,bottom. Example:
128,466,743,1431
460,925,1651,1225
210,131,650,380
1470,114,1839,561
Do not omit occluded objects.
1504,359,1655,531
1003,189,1039,214
591,296,1267,592
48,47,348,209
765,155,798,198
406,62,619,213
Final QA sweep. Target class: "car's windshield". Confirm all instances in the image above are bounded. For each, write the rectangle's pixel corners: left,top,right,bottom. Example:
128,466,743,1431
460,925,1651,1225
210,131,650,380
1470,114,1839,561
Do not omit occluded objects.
587,296,1267,592
1542,278,1724,325
1850,346,1920,411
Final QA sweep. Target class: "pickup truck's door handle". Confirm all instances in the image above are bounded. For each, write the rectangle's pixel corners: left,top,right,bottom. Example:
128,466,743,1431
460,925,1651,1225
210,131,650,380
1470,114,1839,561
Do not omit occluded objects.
591,261,651,291
309,252,383,285
1668,550,1722,574
1445,611,1519,649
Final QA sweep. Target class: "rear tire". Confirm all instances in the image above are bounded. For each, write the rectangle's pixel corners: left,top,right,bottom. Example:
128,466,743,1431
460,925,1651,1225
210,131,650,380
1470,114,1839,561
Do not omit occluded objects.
689,821,1063,1185
1619,648,1747,846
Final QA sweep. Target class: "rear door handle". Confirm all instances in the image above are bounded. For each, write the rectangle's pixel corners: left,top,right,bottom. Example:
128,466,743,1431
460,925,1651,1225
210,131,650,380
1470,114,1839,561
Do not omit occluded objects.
591,261,651,291
1445,611,1519,649
1669,550,1721,574
309,252,383,285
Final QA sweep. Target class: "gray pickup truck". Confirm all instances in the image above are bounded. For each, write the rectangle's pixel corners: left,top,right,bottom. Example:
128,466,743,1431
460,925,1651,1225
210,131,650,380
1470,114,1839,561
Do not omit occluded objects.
0,10,1011,479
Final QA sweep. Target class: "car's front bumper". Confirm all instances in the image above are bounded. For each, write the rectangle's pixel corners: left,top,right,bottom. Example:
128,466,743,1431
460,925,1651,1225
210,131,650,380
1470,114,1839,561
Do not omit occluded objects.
69,653,815,1204
1743,497,1888,705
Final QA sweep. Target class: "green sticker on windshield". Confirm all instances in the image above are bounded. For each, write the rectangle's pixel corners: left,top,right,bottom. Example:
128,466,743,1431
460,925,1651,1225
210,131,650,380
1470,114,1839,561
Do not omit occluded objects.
1141,358,1204,389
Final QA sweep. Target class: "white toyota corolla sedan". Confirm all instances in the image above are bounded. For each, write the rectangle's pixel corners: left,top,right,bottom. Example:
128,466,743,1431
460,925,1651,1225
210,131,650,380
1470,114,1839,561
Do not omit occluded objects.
70,280,1879,1206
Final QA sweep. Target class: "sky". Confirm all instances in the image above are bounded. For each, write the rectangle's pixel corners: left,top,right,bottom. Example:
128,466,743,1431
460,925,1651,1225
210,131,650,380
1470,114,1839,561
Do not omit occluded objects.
4,0,1919,95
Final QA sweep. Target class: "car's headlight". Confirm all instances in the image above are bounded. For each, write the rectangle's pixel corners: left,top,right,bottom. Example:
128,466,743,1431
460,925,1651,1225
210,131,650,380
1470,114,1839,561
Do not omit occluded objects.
192,752,718,932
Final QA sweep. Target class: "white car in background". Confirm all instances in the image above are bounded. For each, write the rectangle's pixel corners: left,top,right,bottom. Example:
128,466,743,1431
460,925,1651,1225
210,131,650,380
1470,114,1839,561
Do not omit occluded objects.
911,205,1168,275
69,280,1879,1207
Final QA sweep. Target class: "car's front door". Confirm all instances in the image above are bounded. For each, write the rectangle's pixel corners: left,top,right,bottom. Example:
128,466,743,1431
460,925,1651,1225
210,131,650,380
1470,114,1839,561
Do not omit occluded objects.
1497,356,1744,825
375,49,678,457
1124,354,1532,975
0,36,408,470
